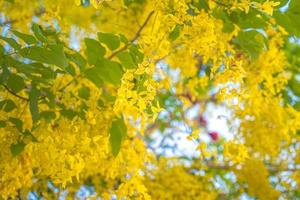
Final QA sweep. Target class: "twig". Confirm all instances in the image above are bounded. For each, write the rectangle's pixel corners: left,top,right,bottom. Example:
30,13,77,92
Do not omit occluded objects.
58,76,80,92
206,163,231,170
268,166,300,173
107,10,155,60
201,162,300,173
58,11,155,92
1,84,29,101
0,8,46,27
211,0,231,7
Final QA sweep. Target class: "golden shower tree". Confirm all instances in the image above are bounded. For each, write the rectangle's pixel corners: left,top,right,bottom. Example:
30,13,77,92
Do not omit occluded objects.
1,0,300,199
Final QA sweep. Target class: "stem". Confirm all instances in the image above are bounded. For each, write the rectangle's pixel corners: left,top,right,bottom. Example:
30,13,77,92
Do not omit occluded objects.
58,10,155,92
1,84,29,101
211,0,231,7
203,162,299,173
0,8,46,27
58,77,78,92
107,10,155,60
4,45,35,57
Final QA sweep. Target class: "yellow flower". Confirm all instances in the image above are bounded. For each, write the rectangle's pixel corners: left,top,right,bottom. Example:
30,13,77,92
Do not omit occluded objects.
255,1,280,15
223,142,248,164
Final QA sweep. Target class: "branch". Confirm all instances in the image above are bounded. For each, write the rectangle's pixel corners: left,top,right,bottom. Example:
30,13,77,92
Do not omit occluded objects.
206,163,231,170
59,11,155,92
58,76,79,92
268,166,300,173
107,10,155,60
211,0,231,7
0,8,46,27
0,19,17,27
201,161,300,173
1,84,29,101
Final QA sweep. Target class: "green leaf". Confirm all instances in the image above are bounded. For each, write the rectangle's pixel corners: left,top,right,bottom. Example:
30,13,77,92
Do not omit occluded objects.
212,9,234,33
29,87,40,123
119,34,129,45
102,91,116,103
0,36,20,50
192,0,209,10
97,99,105,107
129,44,144,64
294,102,300,111
278,0,289,7
280,20,300,38
233,30,266,59
10,141,25,156
95,58,123,85
60,109,77,120
289,0,300,11
22,129,38,142
0,44,5,55
39,111,56,122
109,117,127,156
198,0,209,10
0,99,16,112
117,51,137,69
9,117,23,131
65,64,76,76
169,25,182,41
12,30,37,45
97,32,120,51
274,12,299,36
7,74,25,93
289,77,300,96
285,42,300,70
42,27,57,37
229,9,267,29
9,60,55,81
31,23,48,43
42,89,56,109
123,0,145,6
274,0,300,36
20,44,68,68
4,0,14,3
0,62,10,83
67,52,87,72
84,67,104,88
84,38,106,65
78,86,90,100
0,120,6,128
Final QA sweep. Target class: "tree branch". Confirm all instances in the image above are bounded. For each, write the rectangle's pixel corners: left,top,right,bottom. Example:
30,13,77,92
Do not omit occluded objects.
107,10,155,60
211,0,231,7
202,161,300,173
0,8,46,27
1,84,29,101
59,11,155,92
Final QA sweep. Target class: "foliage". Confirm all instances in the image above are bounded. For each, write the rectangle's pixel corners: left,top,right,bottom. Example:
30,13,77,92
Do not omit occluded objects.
0,0,300,199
